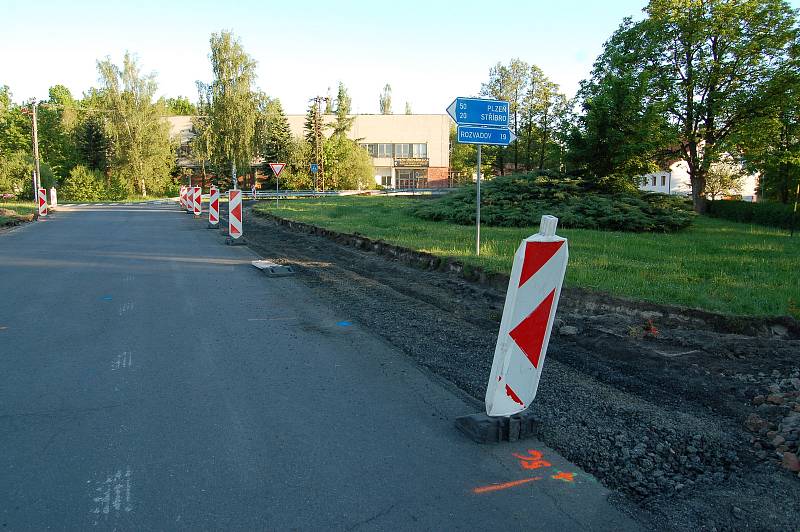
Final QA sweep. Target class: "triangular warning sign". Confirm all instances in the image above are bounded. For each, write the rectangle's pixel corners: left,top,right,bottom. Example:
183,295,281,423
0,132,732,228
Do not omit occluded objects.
508,289,556,369
519,241,564,288
269,162,286,176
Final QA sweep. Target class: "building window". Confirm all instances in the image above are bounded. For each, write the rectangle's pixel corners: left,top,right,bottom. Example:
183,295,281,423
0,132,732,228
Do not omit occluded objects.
394,143,411,158
651,176,656,186
361,144,378,157
377,144,393,157
412,143,427,158
661,175,666,187
381,175,392,187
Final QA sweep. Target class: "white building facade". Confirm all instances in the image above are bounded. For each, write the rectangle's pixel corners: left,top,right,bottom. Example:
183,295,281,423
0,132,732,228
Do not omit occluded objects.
640,160,759,201
286,114,451,188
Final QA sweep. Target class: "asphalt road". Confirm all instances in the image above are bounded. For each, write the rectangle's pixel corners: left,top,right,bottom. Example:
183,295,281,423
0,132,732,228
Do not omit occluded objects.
0,202,639,530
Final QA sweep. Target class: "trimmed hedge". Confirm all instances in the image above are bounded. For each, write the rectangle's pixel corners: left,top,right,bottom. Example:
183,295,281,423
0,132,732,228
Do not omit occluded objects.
708,200,795,230
411,173,695,232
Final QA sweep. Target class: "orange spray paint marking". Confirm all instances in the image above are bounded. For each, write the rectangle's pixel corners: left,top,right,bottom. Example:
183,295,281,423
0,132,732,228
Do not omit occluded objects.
513,450,552,470
551,472,575,482
472,477,542,494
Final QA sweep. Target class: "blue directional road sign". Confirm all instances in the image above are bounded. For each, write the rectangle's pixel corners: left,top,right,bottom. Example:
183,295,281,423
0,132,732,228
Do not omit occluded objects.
457,125,516,146
310,163,319,174
447,97,509,128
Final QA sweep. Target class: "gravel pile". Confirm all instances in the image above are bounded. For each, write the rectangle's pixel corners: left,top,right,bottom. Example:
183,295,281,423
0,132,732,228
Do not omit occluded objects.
744,369,800,474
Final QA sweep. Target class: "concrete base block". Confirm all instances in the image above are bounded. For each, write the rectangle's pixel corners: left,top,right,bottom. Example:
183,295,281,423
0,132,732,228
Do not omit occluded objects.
251,260,294,277
455,409,541,444
207,222,219,229
226,236,246,246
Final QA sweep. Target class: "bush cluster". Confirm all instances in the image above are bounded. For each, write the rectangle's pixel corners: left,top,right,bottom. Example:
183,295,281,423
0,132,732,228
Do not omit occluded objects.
411,173,695,232
59,166,129,202
708,200,795,230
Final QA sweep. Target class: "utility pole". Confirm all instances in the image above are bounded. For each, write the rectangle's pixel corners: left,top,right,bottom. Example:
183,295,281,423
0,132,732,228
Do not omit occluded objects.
23,100,42,198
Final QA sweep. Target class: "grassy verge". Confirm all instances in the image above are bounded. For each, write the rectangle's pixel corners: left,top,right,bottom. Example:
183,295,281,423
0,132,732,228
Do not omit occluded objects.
254,196,800,318
0,201,37,225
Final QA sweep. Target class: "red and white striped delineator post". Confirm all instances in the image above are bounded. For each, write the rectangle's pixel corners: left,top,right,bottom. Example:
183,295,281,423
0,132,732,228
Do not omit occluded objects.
179,185,187,209
226,189,244,245
455,215,568,443
193,186,202,216
485,215,568,416
37,188,47,217
50,187,57,208
185,186,194,214
208,186,219,228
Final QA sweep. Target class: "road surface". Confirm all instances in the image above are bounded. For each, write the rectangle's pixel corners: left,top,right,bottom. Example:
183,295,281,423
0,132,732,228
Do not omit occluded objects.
0,202,639,530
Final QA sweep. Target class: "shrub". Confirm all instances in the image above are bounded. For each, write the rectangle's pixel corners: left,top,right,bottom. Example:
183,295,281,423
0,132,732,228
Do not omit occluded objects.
60,165,105,202
411,173,695,232
708,200,794,230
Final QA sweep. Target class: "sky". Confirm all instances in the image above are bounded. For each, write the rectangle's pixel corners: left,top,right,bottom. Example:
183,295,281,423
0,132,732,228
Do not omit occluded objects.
2,0,798,114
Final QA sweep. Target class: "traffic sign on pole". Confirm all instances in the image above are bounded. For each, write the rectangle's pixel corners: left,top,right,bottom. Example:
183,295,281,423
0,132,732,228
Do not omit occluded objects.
447,97,510,128
310,163,319,174
457,125,516,146
270,163,286,209
37,188,47,217
208,186,219,228
484,215,568,416
269,163,286,176
193,186,202,216
227,189,244,245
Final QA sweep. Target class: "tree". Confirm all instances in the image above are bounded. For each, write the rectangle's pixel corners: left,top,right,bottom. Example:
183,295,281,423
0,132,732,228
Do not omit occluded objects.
75,113,111,174
705,158,746,199
96,52,174,197
379,84,392,114
481,58,529,172
304,100,325,188
568,19,676,180
166,96,197,116
323,135,375,190
207,30,257,187
737,71,800,202
518,65,569,172
37,85,80,180
331,82,354,137
255,95,292,165
404,102,412,115
190,81,214,186
641,0,799,213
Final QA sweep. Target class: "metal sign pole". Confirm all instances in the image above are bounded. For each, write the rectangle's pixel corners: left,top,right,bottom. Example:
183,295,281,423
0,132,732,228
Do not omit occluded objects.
276,174,279,209
476,145,482,255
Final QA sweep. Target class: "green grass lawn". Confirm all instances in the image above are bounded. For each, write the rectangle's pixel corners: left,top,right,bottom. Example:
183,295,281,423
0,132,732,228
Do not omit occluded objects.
0,201,37,224
254,196,800,318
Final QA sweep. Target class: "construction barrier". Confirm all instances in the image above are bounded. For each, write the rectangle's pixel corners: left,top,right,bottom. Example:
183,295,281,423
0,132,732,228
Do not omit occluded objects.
37,188,47,217
50,187,57,208
208,186,219,227
186,186,194,214
228,189,243,241
484,215,568,417
193,186,202,216
179,186,187,209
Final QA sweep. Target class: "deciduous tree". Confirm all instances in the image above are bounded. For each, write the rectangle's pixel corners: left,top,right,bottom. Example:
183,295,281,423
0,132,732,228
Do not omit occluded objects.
96,52,174,197
207,30,257,187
